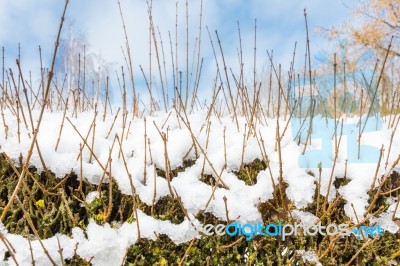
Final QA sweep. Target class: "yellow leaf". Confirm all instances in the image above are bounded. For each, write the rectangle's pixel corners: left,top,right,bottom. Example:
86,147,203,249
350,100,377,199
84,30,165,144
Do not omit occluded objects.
35,199,45,208
159,257,168,266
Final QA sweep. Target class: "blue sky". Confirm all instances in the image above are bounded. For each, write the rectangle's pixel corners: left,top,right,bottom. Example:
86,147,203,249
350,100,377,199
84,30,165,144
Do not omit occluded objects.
0,0,351,102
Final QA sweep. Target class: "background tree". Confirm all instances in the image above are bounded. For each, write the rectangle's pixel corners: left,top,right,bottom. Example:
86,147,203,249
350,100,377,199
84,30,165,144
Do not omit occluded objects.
317,0,400,115
321,0,399,57
55,23,111,109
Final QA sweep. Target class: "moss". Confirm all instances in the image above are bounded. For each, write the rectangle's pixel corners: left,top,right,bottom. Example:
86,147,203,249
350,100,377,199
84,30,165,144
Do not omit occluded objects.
233,159,267,186
199,173,225,188
156,159,196,181
0,153,136,237
381,171,400,196
258,182,292,223
333,176,350,189
0,153,399,265
139,196,186,224
65,255,92,266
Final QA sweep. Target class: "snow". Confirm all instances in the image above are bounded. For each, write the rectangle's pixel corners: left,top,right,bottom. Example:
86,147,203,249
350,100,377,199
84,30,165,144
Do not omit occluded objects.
0,107,399,265
85,191,100,204
296,250,322,266
291,210,319,226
